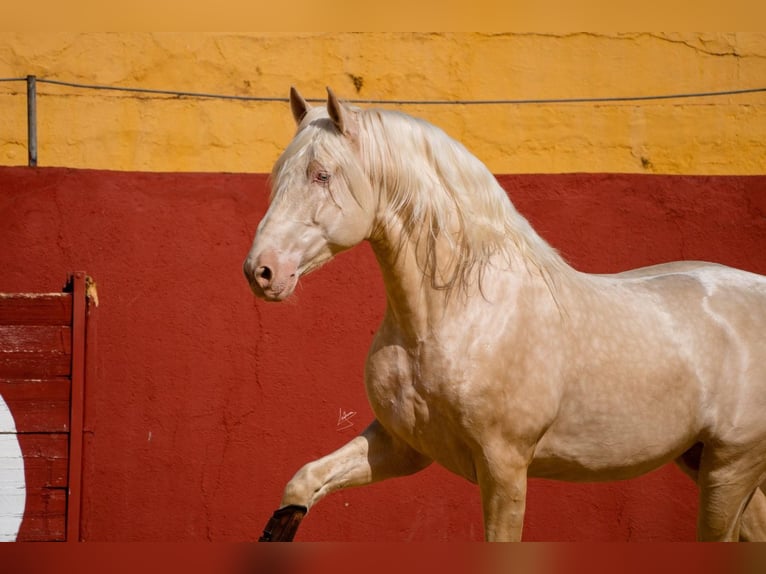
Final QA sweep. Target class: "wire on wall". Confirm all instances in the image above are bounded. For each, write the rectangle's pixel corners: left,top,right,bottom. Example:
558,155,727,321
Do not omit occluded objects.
1,76,765,105
1,75,765,167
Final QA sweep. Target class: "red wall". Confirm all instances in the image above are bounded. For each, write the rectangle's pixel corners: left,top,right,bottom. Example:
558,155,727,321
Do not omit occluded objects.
1,167,765,541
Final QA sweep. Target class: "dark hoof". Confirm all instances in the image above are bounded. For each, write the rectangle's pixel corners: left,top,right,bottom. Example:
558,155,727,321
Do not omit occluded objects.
258,505,308,542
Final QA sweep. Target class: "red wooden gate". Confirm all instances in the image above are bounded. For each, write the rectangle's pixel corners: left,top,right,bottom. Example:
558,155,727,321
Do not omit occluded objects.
0,272,95,541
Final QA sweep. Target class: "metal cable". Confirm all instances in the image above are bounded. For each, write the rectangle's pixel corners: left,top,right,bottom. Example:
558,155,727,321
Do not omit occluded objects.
37,78,285,102
0,77,764,105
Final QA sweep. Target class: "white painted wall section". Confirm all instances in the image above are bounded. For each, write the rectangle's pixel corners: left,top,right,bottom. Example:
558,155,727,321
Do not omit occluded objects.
0,396,26,541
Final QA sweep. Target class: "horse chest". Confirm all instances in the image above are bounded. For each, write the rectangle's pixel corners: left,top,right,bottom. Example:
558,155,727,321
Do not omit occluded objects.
365,341,478,480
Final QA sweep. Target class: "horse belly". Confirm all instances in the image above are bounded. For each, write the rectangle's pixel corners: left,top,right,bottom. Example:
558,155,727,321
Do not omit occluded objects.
529,398,700,482
530,341,705,480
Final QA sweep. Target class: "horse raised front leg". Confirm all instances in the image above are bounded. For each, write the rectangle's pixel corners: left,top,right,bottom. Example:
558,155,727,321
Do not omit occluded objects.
260,419,431,541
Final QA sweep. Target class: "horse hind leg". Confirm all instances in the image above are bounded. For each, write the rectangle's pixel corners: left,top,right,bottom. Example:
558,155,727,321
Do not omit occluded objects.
675,443,766,541
739,482,766,541
698,476,761,541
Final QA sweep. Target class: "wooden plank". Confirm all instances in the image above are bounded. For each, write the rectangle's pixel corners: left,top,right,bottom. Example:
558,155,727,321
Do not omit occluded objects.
0,353,71,379
0,379,71,433
15,487,67,542
0,432,26,541
0,281,83,543
14,433,69,541
1,432,68,542
18,433,69,489
0,275,92,542
67,271,87,543
0,325,72,354
0,294,72,326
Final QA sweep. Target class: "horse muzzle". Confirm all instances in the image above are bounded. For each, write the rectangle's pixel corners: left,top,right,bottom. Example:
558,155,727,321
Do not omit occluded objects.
243,250,299,302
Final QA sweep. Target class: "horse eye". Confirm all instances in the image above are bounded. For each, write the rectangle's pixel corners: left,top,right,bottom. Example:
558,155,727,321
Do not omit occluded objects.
313,171,331,185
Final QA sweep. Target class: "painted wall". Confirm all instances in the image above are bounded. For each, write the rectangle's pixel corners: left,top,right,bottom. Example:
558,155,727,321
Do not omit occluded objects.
0,32,765,541
1,167,765,541
0,33,765,174
0,397,25,540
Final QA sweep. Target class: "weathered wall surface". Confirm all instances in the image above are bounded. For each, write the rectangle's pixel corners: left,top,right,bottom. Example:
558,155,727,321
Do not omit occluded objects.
2,168,765,541
1,32,765,174
1,33,765,541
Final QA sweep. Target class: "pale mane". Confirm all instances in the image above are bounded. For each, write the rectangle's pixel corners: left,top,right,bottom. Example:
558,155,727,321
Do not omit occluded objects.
357,108,569,292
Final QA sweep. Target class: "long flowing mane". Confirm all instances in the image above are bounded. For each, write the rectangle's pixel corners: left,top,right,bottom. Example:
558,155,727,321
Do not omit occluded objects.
357,108,570,292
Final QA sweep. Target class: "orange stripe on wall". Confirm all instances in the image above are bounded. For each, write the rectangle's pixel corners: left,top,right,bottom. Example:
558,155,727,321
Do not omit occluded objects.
1,33,765,175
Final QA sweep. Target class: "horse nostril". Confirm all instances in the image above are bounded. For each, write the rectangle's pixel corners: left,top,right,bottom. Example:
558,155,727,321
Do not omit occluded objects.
256,266,273,283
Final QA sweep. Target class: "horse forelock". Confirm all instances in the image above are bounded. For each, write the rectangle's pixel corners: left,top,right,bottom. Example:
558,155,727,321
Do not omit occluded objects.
270,107,367,203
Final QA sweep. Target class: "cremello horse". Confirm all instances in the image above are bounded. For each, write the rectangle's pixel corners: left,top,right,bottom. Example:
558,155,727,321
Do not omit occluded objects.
244,87,766,541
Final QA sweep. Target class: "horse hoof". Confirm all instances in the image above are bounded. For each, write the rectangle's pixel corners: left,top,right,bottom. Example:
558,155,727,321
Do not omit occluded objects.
258,505,308,542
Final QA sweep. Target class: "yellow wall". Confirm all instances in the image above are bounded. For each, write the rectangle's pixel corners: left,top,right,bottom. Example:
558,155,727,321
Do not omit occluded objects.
1,32,765,174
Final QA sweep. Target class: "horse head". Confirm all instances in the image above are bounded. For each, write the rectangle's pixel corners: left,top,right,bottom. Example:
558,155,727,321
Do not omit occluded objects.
243,87,376,301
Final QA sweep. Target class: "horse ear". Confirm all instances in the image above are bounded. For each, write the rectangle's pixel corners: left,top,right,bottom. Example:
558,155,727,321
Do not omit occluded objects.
289,86,310,125
326,87,353,137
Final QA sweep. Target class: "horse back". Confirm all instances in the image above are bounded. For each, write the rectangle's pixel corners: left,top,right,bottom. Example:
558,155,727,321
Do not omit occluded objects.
618,261,766,442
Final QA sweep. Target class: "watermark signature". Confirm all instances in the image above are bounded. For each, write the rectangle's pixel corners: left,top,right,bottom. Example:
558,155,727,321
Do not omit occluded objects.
337,408,357,431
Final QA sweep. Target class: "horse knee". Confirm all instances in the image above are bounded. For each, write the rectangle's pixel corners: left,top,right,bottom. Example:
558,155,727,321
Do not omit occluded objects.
281,463,320,508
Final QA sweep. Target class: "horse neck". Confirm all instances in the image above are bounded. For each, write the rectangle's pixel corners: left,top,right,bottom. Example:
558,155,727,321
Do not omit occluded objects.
367,215,571,343
360,112,577,337
368,219,433,338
